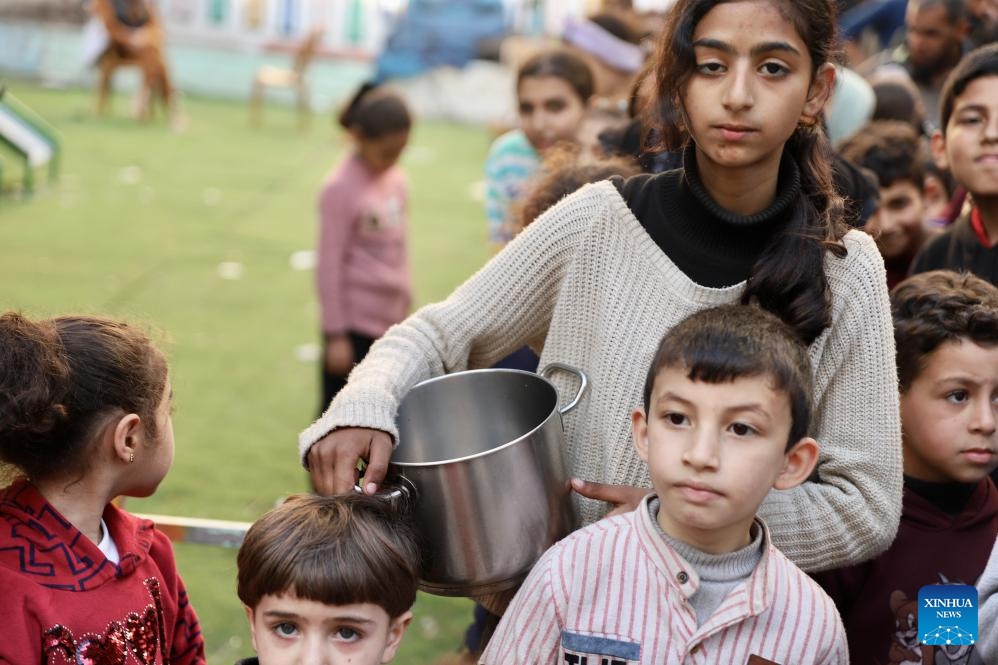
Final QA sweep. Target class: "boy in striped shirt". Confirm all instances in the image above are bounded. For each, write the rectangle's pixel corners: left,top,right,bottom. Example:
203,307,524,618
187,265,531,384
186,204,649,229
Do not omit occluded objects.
481,305,847,664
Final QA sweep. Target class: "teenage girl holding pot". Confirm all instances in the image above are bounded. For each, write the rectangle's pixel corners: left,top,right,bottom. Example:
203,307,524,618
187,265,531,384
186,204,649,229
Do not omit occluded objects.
300,0,903,574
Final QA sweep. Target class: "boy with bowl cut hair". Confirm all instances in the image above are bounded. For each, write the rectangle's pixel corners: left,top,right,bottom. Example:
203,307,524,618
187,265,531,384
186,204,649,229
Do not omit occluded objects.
813,270,998,665
235,493,419,665
481,305,846,665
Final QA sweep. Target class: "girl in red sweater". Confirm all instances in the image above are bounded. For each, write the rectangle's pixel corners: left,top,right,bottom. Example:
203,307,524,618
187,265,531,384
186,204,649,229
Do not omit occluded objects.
0,312,205,665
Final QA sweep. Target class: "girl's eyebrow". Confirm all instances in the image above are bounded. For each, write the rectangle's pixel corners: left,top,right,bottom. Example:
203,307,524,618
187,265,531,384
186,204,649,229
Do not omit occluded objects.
954,103,989,115
692,38,802,57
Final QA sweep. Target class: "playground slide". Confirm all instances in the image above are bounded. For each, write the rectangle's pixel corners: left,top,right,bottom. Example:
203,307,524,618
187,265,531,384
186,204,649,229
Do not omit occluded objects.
0,87,59,192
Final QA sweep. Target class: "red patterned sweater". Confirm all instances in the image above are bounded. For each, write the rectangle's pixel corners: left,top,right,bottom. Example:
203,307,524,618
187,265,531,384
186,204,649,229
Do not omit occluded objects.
0,479,206,665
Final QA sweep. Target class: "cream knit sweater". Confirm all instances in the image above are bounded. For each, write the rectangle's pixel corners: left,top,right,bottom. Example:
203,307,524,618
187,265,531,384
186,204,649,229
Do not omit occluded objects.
299,180,903,572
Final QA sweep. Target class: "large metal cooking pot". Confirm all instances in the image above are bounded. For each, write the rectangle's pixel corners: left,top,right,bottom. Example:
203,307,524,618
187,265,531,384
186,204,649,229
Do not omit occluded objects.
383,363,587,597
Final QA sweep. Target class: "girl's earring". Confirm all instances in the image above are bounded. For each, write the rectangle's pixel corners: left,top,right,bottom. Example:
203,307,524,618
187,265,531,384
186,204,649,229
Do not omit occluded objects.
798,114,818,129
129,452,135,464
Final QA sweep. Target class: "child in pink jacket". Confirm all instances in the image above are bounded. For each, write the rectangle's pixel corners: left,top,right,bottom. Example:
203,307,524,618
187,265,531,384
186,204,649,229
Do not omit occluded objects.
317,82,413,411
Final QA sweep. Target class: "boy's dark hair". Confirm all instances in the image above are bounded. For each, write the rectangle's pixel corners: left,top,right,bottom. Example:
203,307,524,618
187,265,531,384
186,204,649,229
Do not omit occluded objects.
338,82,412,139
871,81,921,129
838,121,926,190
518,50,595,104
939,43,998,135
237,493,420,619
652,0,848,347
891,271,998,391
643,305,814,450
0,312,168,482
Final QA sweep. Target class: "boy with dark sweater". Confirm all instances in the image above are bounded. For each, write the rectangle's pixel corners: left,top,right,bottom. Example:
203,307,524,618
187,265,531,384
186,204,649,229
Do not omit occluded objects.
837,120,930,288
813,270,998,665
911,43,998,280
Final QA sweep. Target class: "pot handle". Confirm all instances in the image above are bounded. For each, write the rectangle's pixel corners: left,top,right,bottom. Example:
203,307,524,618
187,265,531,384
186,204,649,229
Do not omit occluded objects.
540,362,590,415
353,474,417,506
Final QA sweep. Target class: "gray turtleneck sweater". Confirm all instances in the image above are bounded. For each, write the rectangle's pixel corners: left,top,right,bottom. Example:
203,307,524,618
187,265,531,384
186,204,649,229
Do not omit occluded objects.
649,497,763,627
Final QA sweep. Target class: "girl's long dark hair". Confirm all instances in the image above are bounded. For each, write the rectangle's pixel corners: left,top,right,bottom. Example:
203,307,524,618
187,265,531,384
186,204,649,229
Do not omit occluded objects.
652,0,848,345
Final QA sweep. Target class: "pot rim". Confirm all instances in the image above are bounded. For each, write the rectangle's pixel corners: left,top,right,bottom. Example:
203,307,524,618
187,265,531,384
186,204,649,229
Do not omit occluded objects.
391,367,560,468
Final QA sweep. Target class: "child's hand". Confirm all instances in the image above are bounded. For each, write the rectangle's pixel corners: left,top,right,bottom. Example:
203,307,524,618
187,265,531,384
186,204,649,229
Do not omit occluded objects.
308,427,393,496
324,334,355,376
570,478,648,517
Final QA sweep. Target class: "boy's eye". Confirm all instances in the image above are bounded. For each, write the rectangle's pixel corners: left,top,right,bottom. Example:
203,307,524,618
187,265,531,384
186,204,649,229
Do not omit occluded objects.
946,390,969,404
544,99,568,113
273,622,298,638
884,195,913,212
664,412,689,426
335,627,361,642
729,422,758,437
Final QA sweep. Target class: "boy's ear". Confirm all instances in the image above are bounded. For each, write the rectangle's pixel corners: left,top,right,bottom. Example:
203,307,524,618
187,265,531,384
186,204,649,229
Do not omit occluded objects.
773,437,820,490
922,172,948,210
244,606,259,653
803,63,837,120
381,610,413,663
111,413,144,465
631,408,650,463
930,129,949,171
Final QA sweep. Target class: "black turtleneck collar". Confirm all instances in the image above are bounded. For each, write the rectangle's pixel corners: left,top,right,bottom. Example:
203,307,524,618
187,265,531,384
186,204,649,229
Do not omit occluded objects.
904,475,979,517
682,143,800,226
613,143,802,288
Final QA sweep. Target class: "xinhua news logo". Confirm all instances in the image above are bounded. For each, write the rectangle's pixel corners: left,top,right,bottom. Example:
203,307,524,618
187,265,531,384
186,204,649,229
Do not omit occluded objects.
918,584,978,646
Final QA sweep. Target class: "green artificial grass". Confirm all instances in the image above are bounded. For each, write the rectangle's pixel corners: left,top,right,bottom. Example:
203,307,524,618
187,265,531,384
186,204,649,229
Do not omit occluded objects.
0,81,490,663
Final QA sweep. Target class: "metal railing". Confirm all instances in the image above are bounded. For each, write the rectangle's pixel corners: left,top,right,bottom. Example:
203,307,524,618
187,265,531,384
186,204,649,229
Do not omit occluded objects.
133,512,252,548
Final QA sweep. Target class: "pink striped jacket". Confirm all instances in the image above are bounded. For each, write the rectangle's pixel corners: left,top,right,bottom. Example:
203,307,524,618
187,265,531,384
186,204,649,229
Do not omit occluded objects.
481,495,848,664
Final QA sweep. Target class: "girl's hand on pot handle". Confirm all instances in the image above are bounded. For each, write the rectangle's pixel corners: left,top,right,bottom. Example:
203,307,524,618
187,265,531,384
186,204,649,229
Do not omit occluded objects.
571,478,648,517
324,334,355,376
308,427,393,496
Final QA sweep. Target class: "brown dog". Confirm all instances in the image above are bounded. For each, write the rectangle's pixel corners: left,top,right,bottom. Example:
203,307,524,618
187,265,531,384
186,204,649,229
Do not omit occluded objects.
90,0,183,128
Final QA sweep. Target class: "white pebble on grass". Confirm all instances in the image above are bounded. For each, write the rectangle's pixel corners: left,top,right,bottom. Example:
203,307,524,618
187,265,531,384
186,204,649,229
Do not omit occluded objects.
419,615,440,639
118,165,143,185
468,180,485,202
404,145,435,165
203,187,223,206
217,261,244,280
295,343,320,363
289,250,316,271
